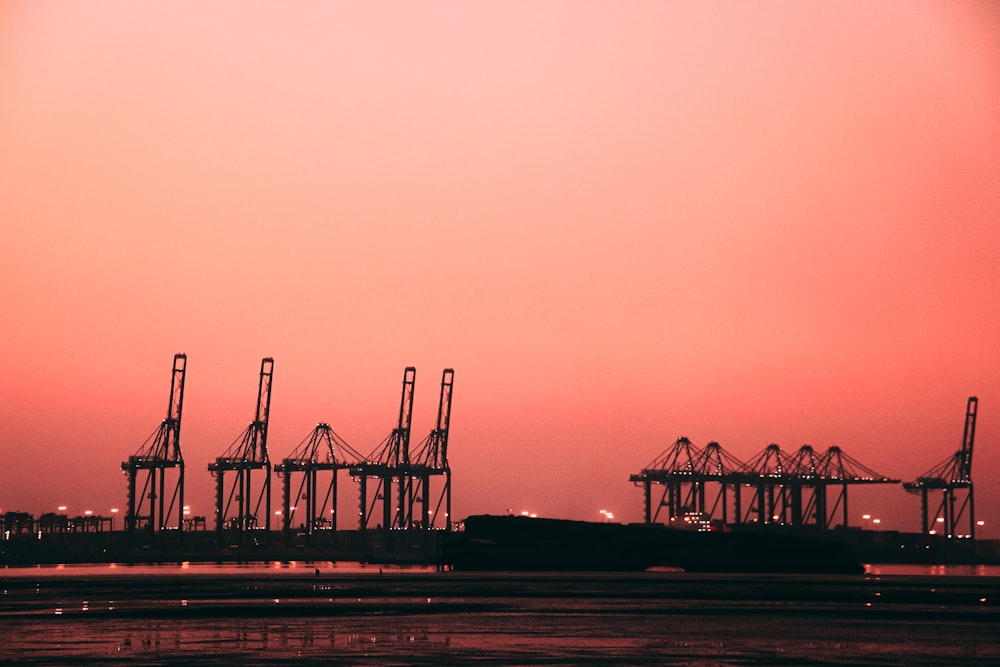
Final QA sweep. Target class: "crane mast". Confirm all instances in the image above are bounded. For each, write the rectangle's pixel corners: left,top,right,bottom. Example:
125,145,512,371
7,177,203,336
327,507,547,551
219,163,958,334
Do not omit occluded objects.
121,353,187,536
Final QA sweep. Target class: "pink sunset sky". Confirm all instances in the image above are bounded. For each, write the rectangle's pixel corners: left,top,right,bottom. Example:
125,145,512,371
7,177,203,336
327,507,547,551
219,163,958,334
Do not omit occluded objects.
2,2,999,535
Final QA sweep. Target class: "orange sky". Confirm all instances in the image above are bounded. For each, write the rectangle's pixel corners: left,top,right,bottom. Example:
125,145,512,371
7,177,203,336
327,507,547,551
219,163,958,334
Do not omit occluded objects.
2,2,999,535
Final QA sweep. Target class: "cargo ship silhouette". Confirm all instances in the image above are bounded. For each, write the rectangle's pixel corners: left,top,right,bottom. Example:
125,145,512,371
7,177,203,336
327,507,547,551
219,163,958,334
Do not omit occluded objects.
446,514,865,574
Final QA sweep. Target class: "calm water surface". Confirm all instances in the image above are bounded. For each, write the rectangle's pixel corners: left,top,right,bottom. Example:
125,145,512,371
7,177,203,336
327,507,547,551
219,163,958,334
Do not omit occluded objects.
2,563,998,665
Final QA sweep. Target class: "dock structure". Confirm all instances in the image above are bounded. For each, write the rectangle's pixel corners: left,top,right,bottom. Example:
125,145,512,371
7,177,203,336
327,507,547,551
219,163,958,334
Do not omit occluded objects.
274,423,366,535
632,437,899,530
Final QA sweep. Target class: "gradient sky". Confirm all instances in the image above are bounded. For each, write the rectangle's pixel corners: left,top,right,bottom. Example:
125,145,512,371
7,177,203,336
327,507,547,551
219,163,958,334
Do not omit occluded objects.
2,2,999,536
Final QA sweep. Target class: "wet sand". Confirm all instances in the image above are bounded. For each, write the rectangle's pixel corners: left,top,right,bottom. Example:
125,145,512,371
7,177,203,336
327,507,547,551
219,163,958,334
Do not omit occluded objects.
2,567,999,665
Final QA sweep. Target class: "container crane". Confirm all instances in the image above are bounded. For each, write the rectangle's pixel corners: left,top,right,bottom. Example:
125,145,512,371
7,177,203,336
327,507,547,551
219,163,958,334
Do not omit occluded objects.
121,353,187,535
410,369,455,530
351,367,416,530
275,423,366,535
208,358,274,540
904,396,978,539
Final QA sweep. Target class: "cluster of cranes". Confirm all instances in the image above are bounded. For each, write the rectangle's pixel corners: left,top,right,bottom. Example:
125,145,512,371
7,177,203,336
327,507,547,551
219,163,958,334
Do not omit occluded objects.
122,353,980,543
121,355,454,541
631,396,980,540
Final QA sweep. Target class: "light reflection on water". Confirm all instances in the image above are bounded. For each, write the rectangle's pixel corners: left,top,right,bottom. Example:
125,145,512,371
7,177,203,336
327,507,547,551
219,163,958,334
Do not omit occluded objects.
2,565,999,665
6,561,1000,577
1,560,437,577
865,563,1000,577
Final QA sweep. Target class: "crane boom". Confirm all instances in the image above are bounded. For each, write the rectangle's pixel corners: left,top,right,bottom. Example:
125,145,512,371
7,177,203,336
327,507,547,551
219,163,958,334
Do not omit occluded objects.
958,396,977,482
395,366,416,465
164,353,187,461
254,357,274,463
435,368,454,465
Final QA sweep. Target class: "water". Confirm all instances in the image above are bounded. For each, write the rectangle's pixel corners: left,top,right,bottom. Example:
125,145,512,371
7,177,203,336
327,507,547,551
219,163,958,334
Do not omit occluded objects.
2,563,999,665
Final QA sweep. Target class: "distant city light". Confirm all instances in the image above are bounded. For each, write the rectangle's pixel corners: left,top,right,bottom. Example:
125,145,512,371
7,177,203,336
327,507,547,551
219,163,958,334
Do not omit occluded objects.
861,514,871,520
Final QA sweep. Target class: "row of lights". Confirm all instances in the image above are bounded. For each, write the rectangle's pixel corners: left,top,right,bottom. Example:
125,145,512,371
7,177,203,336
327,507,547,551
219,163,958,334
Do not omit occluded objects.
26,506,985,533
927,517,986,537
50,505,202,530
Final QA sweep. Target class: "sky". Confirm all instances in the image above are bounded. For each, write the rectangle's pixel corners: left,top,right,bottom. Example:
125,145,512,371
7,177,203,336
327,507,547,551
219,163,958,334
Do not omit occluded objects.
2,1,999,537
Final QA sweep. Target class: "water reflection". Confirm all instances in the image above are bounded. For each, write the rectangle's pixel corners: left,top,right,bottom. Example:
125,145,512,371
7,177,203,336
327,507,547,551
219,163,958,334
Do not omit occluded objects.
2,567,999,665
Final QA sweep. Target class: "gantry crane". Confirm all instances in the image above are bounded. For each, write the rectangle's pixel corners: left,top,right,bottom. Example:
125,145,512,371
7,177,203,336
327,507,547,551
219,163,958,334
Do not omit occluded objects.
632,438,898,530
731,443,896,528
904,396,978,539
351,367,415,530
807,446,899,529
630,437,751,526
275,423,366,535
208,358,274,540
409,369,455,530
121,353,187,535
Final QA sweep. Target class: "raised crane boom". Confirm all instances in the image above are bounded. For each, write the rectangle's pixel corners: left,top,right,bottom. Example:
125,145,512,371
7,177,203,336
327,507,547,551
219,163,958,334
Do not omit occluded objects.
958,396,977,482
415,368,454,468
163,352,187,461
394,366,416,466
252,357,275,464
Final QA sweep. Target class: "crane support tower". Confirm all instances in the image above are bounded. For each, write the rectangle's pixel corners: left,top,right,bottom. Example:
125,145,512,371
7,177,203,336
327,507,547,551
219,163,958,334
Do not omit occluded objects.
121,353,187,536
904,396,979,539
208,358,274,541
351,367,416,531
409,369,455,530
275,423,366,535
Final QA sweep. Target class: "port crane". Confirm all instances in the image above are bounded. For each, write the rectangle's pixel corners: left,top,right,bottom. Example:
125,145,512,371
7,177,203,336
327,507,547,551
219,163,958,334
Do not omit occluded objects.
629,437,750,526
121,353,187,535
904,396,978,539
208,358,274,540
740,444,899,528
275,423,366,535
632,438,898,529
351,367,416,530
409,369,455,530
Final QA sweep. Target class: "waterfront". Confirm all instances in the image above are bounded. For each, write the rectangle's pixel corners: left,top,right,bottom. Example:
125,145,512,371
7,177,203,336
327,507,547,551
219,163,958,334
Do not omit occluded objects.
2,564,999,665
